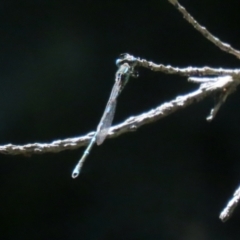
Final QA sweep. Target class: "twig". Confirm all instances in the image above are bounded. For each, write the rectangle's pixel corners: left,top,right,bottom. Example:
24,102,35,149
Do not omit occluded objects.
0,75,237,156
168,0,240,59
120,53,240,77
220,185,240,222
206,85,236,121
188,76,237,121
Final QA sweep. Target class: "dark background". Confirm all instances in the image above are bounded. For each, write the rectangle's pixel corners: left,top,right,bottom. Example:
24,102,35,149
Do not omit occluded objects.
1,0,240,239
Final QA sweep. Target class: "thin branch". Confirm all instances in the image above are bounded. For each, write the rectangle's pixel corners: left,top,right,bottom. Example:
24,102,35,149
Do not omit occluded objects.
0,75,237,156
206,85,236,121
168,0,240,59
220,185,240,222
189,76,238,121
120,53,240,76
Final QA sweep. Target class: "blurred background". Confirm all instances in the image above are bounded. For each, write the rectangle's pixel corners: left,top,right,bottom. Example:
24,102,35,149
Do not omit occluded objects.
1,0,240,239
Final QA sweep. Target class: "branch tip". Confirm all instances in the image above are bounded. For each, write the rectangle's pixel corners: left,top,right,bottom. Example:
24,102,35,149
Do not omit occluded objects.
220,185,240,222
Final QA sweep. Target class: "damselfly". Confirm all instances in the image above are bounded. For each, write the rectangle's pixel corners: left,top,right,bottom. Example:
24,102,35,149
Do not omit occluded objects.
72,55,137,178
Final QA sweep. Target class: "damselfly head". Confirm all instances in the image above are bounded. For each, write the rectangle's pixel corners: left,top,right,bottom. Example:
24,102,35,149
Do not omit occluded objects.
116,53,137,67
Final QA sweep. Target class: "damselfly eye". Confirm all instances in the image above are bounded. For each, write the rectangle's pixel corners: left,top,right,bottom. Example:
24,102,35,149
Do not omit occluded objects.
116,53,129,66
115,58,122,67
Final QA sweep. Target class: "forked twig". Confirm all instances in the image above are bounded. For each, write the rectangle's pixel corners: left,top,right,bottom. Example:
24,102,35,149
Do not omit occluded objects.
1,0,240,220
168,0,240,222
189,76,237,121
0,73,238,156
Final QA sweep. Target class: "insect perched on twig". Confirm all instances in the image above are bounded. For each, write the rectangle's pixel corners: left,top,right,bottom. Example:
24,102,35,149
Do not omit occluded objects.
72,54,138,178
